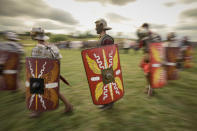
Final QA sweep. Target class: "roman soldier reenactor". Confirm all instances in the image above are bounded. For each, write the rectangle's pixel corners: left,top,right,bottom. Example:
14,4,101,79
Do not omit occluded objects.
181,36,193,68
164,32,181,80
81,19,124,110
137,23,166,96
95,19,115,109
0,32,24,90
27,27,73,117
95,19,114,46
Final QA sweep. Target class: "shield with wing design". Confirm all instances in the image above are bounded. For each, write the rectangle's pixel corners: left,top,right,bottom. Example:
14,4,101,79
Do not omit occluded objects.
81,44,124,105
0,50,20,90
149,43,167,88
26,57,60,111
165,47,180,80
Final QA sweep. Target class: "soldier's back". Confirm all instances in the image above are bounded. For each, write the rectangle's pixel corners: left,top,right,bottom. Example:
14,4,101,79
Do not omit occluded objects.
32,44,61,59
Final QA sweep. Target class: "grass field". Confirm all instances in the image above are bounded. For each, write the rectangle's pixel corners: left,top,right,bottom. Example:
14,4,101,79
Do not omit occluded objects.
0,42,197,131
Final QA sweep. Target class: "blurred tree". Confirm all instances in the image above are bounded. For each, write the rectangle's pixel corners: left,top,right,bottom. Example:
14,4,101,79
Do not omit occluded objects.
25,32,30,36
50,34,68,42
77,31,96,38
45,32,51,37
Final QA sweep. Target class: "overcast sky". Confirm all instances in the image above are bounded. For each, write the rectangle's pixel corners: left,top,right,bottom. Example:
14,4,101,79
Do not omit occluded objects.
0,0,197,40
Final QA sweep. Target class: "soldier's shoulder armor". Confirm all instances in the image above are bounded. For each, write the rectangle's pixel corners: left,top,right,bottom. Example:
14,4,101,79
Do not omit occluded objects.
100,34,114,45
0,42,6,50
48,44,59,52
47,44,61,58
0,41,18,53
102,34,114,41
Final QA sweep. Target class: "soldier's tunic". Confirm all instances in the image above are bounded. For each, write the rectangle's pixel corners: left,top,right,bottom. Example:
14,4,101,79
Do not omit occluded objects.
31,44,62,59
140,56,150,75
98,34,114,46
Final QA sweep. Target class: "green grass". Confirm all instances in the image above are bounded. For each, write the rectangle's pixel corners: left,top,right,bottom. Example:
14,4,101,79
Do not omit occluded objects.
0,43,197,131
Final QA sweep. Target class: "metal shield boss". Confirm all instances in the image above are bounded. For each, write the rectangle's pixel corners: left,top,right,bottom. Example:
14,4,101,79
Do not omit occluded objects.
82,45,124,105
0,50,20,90
26,57,60,111
149,43,167,88
165,47,180,80
184,46,193,68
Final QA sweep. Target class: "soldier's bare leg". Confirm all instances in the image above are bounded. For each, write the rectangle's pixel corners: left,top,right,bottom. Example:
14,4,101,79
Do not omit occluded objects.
144,74,149,94
146,74,154,96
17,75,25,89
59,93,73,113
29,111,42,118
142,53,154,96
145,73,153,96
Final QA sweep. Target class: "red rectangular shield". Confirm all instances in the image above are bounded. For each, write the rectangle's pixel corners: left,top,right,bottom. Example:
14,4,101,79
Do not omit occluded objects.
26,57,60,111
149,43,167,88
81,45,124,105
165,47,180,80
0,50,20,90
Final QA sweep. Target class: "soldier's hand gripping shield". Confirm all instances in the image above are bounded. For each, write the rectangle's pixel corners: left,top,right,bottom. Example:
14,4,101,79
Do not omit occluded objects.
26,57,60,111
149,43,167,88
0,50,20,90
165,47,180,80
81,45,124,105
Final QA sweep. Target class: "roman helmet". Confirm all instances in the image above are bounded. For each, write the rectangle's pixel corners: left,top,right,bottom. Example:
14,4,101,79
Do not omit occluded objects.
30,27,49,41
95,18,112,34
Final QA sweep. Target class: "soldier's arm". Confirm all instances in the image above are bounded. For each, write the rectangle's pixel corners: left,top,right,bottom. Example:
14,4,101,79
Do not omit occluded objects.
48,45,62,59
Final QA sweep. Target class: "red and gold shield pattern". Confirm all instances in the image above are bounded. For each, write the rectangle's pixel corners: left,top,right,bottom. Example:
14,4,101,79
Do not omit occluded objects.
0,50,20,90
26,57,60,111
81,45,124,105
165,47,180,80
184,46,194,68
149,43,167,88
